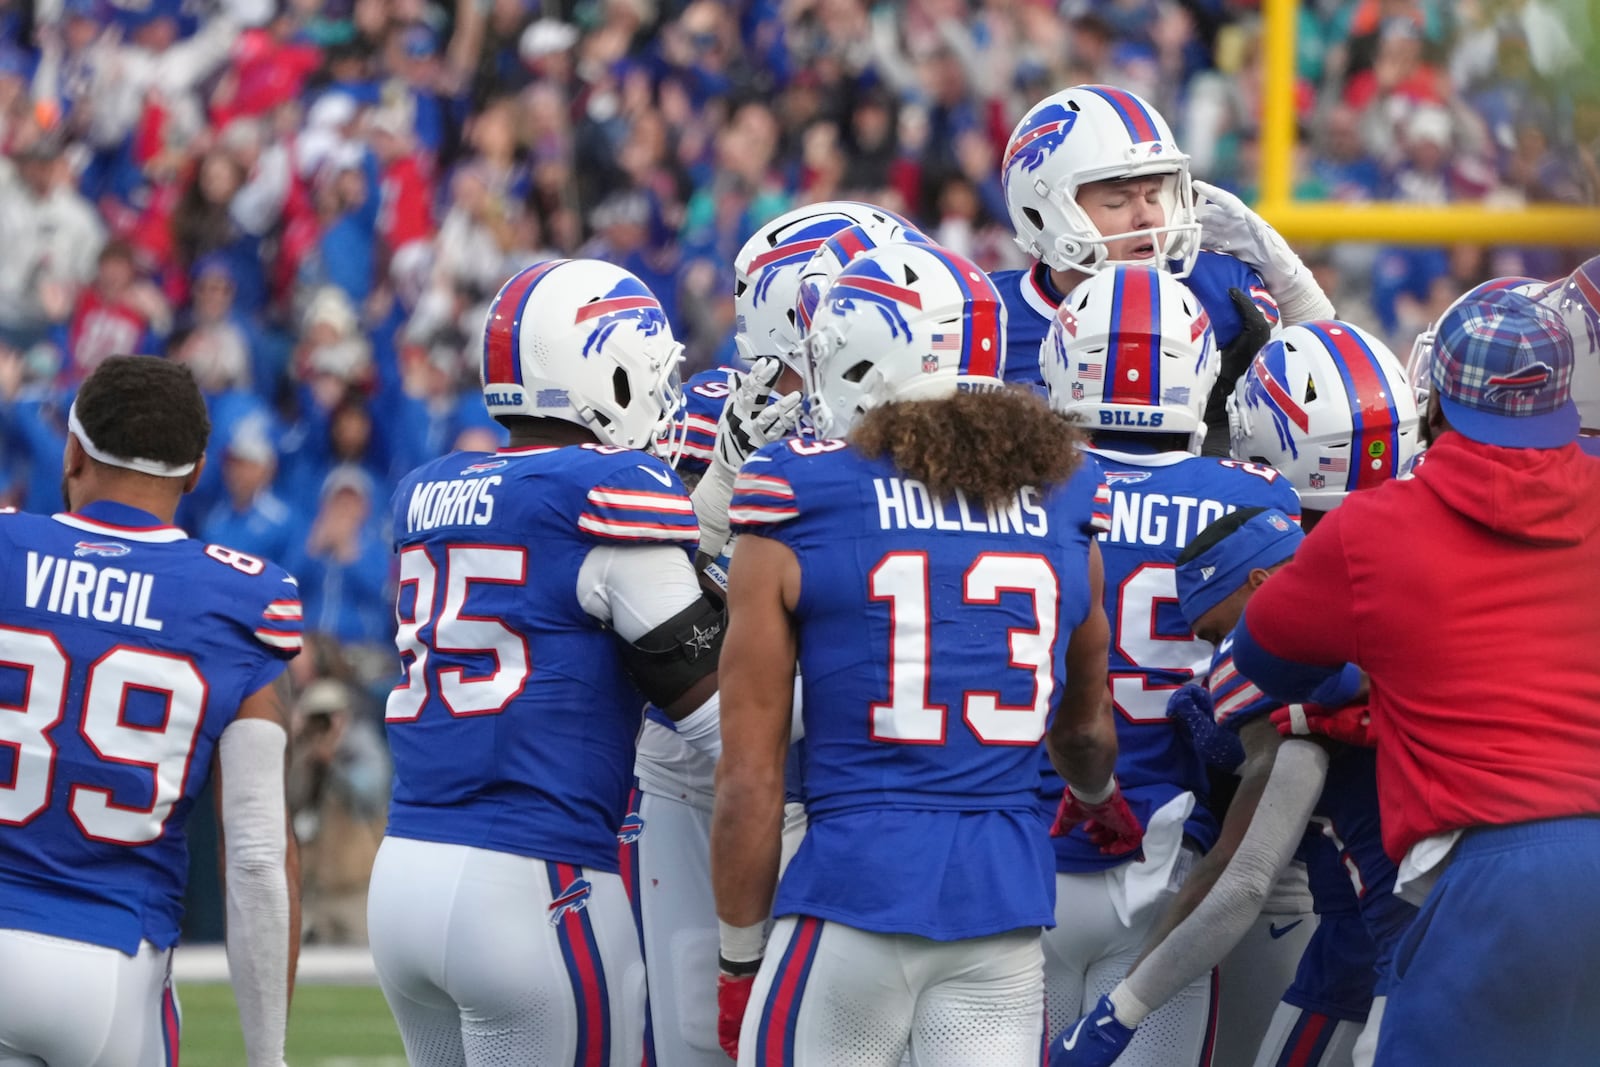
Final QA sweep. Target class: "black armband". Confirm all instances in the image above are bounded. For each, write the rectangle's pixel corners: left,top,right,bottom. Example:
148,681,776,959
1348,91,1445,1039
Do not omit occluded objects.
617,594,726,706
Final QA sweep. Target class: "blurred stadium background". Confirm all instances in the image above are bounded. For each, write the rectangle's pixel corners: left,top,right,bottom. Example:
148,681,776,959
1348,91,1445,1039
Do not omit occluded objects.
0,0,1593,1057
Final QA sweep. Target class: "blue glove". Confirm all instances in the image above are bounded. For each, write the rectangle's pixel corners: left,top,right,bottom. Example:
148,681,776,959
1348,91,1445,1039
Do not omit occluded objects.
1050,994,1138,1067
1166,684,1245,771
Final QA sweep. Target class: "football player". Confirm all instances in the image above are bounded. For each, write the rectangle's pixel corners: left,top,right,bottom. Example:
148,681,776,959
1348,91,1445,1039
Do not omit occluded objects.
630,201,897,1067
1037,264,1304,1067
368,260,725,1065
997,84,1336,453
0,355,300,1067
713,241,1130,1064
1051,321,1422,1067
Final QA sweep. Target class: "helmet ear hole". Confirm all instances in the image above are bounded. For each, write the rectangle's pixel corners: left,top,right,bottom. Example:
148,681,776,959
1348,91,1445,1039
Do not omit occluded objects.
1023,207,1044,231
1304,378,1318,403
842,360,874,384
613,367,632,409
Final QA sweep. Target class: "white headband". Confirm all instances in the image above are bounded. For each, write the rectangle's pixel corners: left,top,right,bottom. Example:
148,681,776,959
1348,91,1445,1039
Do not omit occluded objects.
68,402,197,478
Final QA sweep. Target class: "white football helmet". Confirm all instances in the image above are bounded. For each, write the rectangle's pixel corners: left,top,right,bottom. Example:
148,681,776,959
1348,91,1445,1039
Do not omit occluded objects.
1003,84,1201,278
804,243,1006,437
1230,320,1420,511
733,201,914,371
1041,264,1218,454
793,215,931,340
480,259,685,460
1406,276,1543,412
1535,256,1600,432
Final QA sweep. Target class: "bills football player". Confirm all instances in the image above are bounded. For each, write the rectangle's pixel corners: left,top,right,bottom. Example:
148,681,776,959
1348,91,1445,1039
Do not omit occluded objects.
631,201,908,1067
1037,264,1304,1067
0,356,300,1067
1051,322,1422,1067
997,84,1336,453
714,241,1127,1065
368,259,726,1065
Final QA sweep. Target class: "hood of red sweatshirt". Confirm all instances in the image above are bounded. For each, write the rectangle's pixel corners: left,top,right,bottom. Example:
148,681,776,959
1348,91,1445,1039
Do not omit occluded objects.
1415,432,1600,546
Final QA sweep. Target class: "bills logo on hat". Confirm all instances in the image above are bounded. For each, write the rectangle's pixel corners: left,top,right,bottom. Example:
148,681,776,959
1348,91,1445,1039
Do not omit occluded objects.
1485,362,1554,397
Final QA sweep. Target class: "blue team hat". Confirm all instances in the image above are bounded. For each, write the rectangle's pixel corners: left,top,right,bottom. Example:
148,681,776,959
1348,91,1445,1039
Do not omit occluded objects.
1431,288,1578,449
1175,508,1303,629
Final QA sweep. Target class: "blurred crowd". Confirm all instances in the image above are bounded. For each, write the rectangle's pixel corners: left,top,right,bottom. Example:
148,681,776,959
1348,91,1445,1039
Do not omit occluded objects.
0,0,1593,938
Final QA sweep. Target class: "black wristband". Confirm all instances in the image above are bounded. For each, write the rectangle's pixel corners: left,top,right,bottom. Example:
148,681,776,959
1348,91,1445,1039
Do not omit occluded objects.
718,954,763,978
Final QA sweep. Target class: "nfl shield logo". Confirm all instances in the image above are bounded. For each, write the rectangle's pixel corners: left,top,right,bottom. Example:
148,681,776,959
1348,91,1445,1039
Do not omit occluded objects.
1308,472,1326,490
1071,382,1085,401
921,353,939,374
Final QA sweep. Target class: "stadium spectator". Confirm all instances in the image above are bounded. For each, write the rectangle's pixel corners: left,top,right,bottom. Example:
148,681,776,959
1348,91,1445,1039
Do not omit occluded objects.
288,678,390,946
199,420,298,567
284,463,393,651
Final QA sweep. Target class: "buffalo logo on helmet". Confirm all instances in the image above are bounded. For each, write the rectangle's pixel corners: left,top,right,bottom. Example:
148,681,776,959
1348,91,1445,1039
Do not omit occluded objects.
1003,104,1079,181
749,224,844,306
1243,345,1310,461
823,260,923,342
547,878,594,926
575,278,669,359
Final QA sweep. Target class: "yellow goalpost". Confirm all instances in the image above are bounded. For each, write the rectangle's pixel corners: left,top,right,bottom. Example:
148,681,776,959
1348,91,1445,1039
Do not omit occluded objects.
1256,0,1600,246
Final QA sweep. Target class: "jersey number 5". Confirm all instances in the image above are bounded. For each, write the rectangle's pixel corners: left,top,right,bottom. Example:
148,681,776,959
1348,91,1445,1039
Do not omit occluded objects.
869,551,1058,746
0,626,205,844
387,545,532,721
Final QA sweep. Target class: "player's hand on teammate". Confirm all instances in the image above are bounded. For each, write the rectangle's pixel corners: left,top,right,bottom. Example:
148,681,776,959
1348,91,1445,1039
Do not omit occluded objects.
716,964,759,1061
713,357,805,475
1271,702,1375,748
1050,783,1145,857
1049,994,1138,1067
1191,180,1302,296
1166,684,1245,771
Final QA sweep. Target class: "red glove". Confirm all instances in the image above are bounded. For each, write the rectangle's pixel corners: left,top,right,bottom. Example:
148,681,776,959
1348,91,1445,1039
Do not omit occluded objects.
1051,784,1145,856
717,970,757,1061
1270,702,1375,748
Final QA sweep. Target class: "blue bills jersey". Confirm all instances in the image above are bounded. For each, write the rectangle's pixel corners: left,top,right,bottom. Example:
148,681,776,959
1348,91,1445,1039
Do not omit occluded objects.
1209,639,1417,1000
994,254,1279,388
0,501,301,955
386,443,699,873
1046,449,1301,872
730,438,1107,939
673,368,738,476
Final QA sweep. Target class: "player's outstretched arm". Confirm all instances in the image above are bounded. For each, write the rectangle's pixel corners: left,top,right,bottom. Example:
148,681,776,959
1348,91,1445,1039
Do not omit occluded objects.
711,533,799,1058
1052,719,1328,1066
216,673,299,1067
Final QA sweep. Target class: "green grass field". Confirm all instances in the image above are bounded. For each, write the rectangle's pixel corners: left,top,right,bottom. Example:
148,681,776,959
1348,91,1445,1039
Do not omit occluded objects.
179,983,405,1066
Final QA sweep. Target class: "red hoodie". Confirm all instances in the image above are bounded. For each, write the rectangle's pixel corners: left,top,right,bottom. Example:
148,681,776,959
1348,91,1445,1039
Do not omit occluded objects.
1240,431,1600,861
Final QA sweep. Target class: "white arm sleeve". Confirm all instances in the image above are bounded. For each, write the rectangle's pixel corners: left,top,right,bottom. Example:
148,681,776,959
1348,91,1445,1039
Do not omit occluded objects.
578,543,724,760
218,717,291,1067
1120,739,1329,1019
576,543,703,641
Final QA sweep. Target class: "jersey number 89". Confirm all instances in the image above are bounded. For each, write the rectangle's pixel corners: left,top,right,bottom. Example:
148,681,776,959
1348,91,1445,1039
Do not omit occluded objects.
0,626,205,845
